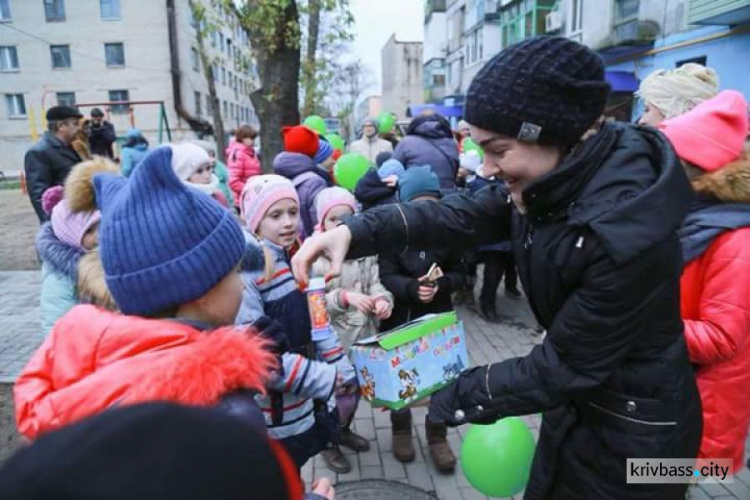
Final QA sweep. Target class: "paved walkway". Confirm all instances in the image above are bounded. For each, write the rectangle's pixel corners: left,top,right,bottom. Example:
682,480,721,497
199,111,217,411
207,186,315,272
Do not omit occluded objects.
0,270,748,498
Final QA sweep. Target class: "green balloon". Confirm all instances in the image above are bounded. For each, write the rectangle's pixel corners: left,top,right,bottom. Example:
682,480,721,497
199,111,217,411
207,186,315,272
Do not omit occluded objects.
303,115,327,135
325,133,345,151
334,153,370,192
460,417,536,498
463,138,484,159
377,112,395,134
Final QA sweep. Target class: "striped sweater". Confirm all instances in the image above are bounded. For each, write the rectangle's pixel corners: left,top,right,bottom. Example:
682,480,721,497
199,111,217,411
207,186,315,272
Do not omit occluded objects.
236,233,354,440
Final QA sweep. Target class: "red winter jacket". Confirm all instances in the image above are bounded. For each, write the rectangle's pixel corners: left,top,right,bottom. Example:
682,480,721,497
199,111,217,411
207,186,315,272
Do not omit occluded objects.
14,305,275,440
680,156,750,473
226,140,261,207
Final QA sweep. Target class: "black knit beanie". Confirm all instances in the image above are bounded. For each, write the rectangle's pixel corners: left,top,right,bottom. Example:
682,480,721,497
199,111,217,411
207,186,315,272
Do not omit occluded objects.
0,403,303,500
465,36,610,147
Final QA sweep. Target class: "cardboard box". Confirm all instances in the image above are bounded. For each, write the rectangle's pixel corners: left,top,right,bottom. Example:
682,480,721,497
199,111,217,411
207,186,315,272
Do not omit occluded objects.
351,312,469,410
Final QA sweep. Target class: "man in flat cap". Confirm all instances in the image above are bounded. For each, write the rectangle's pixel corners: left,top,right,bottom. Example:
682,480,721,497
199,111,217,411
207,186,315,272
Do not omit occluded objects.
24,105,83,223
86,107,116,158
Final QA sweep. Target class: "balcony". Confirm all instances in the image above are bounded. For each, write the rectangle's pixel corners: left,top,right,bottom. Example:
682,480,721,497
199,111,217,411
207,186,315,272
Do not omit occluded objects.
425,0,447,21
689,0,750,25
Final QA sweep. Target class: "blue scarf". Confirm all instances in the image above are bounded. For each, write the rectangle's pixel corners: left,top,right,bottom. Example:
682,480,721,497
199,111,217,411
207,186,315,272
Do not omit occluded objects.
678,199,750,265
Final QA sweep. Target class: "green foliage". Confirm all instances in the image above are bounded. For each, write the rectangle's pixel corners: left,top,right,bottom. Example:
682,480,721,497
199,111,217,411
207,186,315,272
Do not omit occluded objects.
233,0,302,55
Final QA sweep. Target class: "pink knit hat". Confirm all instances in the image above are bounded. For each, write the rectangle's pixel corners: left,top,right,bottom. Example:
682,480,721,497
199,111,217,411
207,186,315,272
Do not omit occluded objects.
50,199,101,250
240,174,300,233
659,90,748,172
41,185,64,216
315,186,357,231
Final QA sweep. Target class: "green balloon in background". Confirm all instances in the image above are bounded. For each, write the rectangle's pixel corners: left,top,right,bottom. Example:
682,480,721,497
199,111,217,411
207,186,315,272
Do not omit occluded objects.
377,112,396,134
460,417,536,498
463,137,484,160
334,153,370,192
303,115,327,135
325,133,345,151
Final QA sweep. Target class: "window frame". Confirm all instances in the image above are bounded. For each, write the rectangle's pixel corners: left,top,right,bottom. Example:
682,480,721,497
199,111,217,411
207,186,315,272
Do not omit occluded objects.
44,0,66,22
194,91,202,116
56,91,76,108
50,44,71,69
191,47,200,72
0,0,12,22
99,0,121,20
0,45,19,72
104,42,125,68
613,0,639,26
5,93,27,118
108,89,130,114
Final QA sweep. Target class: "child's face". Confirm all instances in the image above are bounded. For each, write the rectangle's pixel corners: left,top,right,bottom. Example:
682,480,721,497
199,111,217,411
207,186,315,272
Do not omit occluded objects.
188,163,213,184
242,137,255,147
81,222,99,251
257,199,299,248
185,265,244,326
323,205,354,232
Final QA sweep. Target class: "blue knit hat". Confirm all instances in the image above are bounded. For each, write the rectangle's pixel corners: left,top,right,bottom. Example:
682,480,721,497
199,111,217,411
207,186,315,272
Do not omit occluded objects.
313,138,334,164
398,166,441,202
378,159,405,179
93,146,246,316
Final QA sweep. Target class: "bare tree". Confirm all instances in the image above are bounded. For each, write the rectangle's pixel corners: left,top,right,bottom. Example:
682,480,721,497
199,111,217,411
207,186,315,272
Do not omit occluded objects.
189,0,227,161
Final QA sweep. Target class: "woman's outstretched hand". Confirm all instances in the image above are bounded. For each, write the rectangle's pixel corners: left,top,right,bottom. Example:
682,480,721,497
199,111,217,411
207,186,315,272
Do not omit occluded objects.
292,225,353,287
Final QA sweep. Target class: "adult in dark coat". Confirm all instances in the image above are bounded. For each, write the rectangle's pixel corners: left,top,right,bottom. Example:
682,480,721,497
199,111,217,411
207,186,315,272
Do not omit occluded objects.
392,113,459,193
293,37,702,499
86,107,117,158
24,106,83,223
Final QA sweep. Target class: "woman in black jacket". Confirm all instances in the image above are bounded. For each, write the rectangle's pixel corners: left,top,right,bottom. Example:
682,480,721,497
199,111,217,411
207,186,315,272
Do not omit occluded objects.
294,37,701,499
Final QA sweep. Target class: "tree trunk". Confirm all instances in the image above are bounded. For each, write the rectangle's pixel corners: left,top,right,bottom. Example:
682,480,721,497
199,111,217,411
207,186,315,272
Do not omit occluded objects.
249,2,301,173
301,0,321,117
191,2,226,162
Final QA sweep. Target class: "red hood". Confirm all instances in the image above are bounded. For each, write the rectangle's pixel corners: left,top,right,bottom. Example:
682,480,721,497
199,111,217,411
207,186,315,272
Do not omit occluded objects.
14,305,276,439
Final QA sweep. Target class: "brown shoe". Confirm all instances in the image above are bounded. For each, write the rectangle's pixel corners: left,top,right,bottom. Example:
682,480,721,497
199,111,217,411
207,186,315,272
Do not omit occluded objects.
322,445,352,474
340,427,370,452
425,416,456,473
391,409,415,463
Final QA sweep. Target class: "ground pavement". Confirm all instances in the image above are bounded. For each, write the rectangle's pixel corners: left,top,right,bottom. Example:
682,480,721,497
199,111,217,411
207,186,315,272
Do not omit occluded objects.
0,270,748,499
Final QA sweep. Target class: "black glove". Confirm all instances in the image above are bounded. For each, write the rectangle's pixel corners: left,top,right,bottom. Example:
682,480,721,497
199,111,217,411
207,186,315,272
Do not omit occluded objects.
428,365,502,426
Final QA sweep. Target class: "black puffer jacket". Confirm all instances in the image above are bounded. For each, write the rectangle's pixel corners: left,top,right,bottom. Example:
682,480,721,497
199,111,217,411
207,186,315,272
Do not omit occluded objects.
379,240,466,332
343,122,702,499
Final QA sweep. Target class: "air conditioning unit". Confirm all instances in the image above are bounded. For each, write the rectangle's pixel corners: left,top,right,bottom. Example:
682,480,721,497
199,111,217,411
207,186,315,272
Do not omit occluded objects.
545,11,563,32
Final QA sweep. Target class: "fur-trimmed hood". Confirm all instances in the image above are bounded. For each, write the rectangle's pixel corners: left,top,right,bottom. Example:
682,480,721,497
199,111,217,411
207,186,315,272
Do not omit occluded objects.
35,222,84,280
692,148,750,203
77,248,118,311
64,156,120,213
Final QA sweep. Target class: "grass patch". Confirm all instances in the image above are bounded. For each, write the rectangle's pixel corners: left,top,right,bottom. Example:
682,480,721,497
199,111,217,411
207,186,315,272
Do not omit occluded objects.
0,180,21,190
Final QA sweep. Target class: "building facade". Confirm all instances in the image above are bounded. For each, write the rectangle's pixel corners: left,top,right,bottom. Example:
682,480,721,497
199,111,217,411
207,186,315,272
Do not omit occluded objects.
381,34,423,119
0,0,257,171
543,0,750,120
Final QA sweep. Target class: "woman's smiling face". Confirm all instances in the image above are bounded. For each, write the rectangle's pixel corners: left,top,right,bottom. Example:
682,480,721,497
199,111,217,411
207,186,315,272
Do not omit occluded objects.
470,125,562,212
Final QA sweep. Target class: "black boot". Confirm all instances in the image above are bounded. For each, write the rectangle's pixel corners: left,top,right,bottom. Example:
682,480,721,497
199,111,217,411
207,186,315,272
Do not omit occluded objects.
480,303,501,323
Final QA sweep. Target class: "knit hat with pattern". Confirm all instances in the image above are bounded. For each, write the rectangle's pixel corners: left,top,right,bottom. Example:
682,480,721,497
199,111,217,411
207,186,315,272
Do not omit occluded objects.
241,174,300,234
92,146,245,316
464,36,610,147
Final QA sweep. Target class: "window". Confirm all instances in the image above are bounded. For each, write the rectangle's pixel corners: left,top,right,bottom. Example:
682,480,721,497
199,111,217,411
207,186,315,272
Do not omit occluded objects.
194,91,202,116
104,43,125,67
676,56,707,68
211,30,217,48
0,46,19,71
571,0,584,32
50,45,71,69
219,33,224,52
615,0,639,23
230,102,234,120
108,89,129,114
205,94,212,115
191,47,200,72
55,92,75,107
0,0,11,21
226,39,232,58
222,100,228,117
221,67,226,85
44,0,66,22
100,0,120,20
5,94,26,117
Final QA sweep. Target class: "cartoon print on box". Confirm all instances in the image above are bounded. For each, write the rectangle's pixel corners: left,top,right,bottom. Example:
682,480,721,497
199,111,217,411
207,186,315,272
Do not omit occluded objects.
360,366,376,401
351,312,469,410
398,368,420,402
442,355,465,382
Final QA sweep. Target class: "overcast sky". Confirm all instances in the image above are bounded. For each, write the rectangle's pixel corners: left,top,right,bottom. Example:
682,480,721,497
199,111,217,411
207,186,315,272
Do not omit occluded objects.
348,0,424,97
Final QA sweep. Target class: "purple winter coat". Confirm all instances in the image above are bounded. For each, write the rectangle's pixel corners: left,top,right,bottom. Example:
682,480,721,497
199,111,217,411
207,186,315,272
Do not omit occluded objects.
273,152,334,239
393,114,459,193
